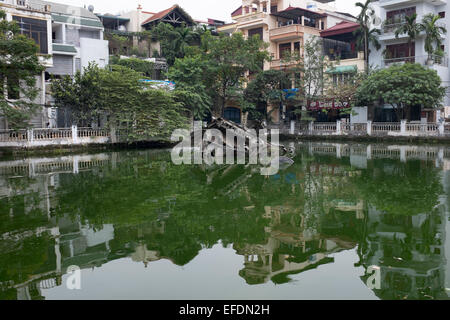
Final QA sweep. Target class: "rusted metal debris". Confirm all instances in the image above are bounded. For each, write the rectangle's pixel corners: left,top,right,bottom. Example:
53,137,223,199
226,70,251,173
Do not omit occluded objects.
192,117,294,160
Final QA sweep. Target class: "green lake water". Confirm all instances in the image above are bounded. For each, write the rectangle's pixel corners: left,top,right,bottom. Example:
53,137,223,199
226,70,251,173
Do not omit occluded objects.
1,141,450,300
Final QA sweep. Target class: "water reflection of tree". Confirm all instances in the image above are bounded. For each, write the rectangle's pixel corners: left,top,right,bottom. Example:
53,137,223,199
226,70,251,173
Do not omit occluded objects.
0,146,448,300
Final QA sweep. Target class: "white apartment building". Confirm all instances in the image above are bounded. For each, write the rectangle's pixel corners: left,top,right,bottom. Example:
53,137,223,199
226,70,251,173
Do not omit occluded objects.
370,0,450,122
0,0,53,128
1,0,109,128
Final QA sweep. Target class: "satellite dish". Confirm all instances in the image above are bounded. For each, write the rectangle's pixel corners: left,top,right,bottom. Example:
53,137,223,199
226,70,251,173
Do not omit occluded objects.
88,5,94,12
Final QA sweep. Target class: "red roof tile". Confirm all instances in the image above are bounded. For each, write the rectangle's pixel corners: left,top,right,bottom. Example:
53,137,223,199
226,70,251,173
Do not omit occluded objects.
141,5,178,26
231,6,243,17
320,21,360,37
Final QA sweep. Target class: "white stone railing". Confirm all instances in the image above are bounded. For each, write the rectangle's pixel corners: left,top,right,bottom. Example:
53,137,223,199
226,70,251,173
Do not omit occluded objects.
313,122,336,132
372,122,401,132
271,120,448,138
33,128,72,140
0,126,111,148
0,130,28,142
77,127,109,138
406,123,439,132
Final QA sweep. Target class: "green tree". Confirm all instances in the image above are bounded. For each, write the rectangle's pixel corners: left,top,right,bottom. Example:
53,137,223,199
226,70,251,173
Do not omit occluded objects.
109,56,154,77
0,9,46,129
244,69,291,121
168,54,212,120
51,63,103,126
201,32,269,117
52,63,189,141
421,13,447,61
354,0,381,71
152,23,196,66
168,31,269,119
394,13,422,59
355,63,446,120
281,36,336,117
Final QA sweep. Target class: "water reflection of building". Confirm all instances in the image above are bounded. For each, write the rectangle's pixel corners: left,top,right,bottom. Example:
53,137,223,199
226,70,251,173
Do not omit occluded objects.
2,143,450,299
236,202,363,285
359,205,448,300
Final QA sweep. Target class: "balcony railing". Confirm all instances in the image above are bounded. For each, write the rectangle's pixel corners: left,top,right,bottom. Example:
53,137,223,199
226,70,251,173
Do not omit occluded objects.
270,24,304,38
382,17,445,35
383,54,448,67
235,12,267,23
14,0,51,13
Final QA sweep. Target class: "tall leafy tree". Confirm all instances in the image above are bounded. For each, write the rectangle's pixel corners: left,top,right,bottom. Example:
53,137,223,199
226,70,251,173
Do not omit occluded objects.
152,22,196,66
202,32,269,117
168,32,269,118
168,54,212,120
280,36,336,116
394,13,423,59
0,9,46,129
355,63,446,120
244,69,291,121
354,0,381,71
421,13,447,60
52,63,189,141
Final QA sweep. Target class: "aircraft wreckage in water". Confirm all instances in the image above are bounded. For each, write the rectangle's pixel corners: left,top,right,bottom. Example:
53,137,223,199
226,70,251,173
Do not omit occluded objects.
188,117,295,173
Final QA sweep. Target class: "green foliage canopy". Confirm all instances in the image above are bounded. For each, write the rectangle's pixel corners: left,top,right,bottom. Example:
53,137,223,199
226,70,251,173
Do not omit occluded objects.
355,63,446,119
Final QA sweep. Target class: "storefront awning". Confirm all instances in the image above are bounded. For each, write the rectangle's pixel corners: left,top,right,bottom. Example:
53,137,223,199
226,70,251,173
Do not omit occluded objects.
325,65,357,74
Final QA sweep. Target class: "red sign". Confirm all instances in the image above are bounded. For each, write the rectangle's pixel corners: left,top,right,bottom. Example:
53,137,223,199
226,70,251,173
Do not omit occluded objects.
307,100,351,111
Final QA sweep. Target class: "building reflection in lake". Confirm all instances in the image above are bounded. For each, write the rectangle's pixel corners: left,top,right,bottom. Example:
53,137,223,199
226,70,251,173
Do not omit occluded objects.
1,143,450,299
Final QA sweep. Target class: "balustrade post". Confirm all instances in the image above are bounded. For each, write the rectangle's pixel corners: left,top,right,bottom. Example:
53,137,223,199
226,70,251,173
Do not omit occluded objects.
366,145,372,160
367,121,372,136
336,144,342,159
110,126,117,144
401,120,407,135
72,125,78,143
27,129,34,143
336,120,342,135
439,121,445,136
309,121,314,135
290,120,295,135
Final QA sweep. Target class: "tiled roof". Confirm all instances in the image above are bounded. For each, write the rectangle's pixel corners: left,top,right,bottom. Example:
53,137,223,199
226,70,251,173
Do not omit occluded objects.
320,21,360,37
141,5,178,26
231,6,242,17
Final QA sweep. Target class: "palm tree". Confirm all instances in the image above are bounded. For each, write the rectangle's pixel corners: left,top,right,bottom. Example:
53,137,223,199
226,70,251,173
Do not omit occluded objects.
420,13,447,61
394,13,422,60
354,0,381,72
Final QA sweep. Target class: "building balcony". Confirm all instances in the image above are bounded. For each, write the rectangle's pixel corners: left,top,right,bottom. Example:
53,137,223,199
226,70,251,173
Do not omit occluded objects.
380,18,445,41
235,12,267,23
13,0,51,13
270,59,298,69
52,43,77,54
382,54,448,68
270,24,304,41
379,0,446,9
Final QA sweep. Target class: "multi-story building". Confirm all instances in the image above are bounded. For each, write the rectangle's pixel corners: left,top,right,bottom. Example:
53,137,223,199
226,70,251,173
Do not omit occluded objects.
96,5,197,57
0,0,53,129
0,0,109,129
32,0,109,128
218,0,365,124
370,0,450,123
